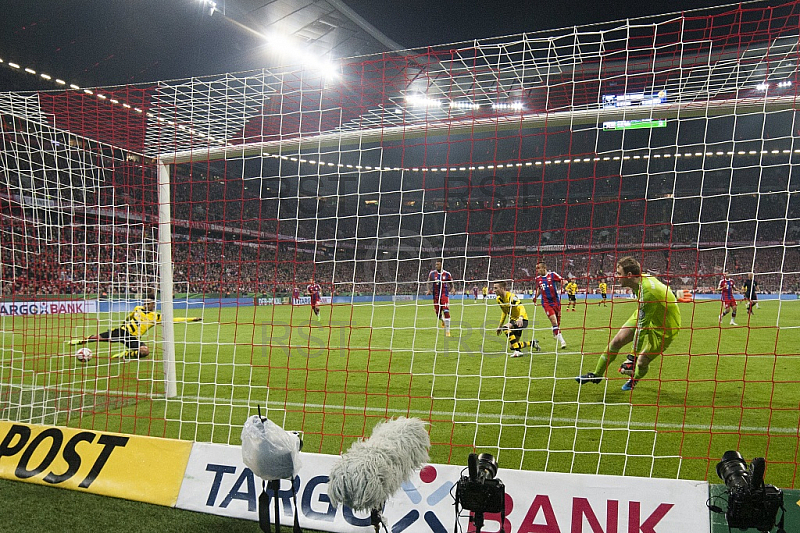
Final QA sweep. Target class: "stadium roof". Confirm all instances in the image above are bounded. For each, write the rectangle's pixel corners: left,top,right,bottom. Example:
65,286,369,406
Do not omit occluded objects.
2,1,794,164
0,0,727,91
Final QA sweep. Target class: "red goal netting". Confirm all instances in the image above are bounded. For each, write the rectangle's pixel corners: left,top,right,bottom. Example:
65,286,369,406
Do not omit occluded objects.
1,1,798,487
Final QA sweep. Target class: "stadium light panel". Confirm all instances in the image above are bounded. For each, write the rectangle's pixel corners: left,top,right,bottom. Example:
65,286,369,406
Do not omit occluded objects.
450,101,481,109
262,31,339,80
406,94,442,108
491,102,524,110
198,0,217,15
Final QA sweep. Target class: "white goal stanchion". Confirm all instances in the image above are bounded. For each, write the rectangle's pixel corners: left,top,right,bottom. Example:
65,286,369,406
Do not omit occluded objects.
157,161,177,398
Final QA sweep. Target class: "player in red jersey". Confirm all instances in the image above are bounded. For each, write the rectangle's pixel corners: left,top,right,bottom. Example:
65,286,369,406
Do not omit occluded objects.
307,277,323,322
427,259,452,336
292,286,300,304
533,261,567,349
472,285,479,301
717,271,738,326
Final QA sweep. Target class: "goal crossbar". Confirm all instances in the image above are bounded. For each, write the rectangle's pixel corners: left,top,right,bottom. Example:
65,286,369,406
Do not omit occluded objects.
161,94,798,164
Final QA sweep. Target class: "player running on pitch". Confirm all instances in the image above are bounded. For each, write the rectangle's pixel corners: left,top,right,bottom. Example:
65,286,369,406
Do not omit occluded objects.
576,256,681,391
533,261,567,349
494,281,540,358
68,291,201,359
597,279,608,306
565,279,578,311
741,272,759,315
307,277,323,322
427,259,452,336
717,271,738,326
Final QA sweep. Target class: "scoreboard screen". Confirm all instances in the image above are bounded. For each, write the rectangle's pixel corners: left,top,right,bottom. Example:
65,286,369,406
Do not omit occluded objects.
602,118,667,131
602,90,667,108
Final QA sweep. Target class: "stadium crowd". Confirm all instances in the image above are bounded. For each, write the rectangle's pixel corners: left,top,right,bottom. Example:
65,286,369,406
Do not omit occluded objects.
3,215,799,298
3,162,799,298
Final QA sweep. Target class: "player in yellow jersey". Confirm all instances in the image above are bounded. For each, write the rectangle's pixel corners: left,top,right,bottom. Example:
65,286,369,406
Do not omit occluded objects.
598,280,608,306
494,281,540,358
482,286,489,299
565,279,578,311
69,291,201,359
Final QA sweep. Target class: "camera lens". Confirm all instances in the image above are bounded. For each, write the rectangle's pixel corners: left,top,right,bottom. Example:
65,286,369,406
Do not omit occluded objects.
476,453,498,481
716,450,749,489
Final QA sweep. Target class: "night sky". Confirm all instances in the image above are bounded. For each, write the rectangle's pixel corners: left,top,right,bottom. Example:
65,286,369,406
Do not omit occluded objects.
0,0,731,90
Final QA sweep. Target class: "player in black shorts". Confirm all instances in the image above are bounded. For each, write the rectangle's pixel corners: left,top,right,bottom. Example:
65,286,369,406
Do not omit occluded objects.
70,291,200,359
742,272,759,315
98,327,143,351
565,279,578,311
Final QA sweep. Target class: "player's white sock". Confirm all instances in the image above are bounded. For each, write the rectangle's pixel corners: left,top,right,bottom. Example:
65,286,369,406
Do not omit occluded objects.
557,333,566,348
444,318,451,333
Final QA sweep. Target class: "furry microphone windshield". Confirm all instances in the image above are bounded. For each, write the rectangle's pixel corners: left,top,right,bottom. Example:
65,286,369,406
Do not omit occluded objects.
328,417,430,512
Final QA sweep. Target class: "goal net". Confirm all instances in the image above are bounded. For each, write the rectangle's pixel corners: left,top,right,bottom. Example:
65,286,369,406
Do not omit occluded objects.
1,1,798,488
0,90,168,422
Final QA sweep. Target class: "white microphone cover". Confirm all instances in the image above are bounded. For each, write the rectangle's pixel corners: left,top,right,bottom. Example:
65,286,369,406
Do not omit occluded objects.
328,417,430,511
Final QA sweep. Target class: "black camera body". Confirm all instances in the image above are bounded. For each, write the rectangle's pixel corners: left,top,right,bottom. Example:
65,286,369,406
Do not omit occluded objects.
457,453,505,514
458,476,505,514
725,483,784,531
716,451,784,532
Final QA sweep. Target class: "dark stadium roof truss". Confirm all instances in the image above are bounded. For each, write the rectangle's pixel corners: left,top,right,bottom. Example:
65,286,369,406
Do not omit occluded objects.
0,3,798,164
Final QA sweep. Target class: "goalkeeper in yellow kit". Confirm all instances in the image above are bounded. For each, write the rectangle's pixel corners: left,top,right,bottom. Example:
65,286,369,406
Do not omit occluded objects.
69,291,201,359
576,257,681,391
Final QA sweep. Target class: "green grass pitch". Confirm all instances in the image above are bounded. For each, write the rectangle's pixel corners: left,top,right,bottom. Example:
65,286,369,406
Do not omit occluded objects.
1,297,798,488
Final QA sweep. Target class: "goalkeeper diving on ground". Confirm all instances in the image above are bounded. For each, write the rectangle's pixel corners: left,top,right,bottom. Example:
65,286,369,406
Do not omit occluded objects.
67,290,201,359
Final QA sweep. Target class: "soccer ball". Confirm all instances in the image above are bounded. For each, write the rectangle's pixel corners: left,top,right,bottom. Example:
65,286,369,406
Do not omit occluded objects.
75,347,93,363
